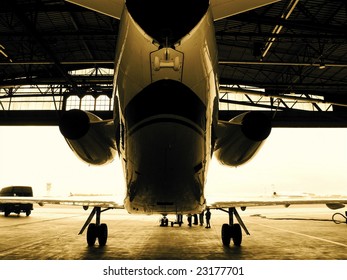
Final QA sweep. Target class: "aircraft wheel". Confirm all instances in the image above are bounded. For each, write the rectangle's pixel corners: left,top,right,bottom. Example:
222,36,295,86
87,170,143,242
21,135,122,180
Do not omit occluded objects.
232,224,242,246
87,223,97,246
221,223,232,246
98,223,108,246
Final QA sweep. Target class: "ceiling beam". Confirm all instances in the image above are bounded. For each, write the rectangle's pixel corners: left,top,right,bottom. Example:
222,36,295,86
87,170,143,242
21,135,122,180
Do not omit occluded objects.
2,110,347,128
219,60,347,68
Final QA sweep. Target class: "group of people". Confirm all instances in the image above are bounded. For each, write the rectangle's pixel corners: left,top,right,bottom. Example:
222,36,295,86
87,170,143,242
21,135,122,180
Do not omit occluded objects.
160,208,212,228
187,208,211,228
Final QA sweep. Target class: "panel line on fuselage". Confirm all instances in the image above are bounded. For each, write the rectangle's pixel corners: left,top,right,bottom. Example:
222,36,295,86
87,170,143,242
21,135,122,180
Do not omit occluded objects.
127,115,205,137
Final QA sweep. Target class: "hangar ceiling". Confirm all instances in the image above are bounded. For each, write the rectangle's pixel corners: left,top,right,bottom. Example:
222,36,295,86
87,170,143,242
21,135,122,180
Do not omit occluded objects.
1,0,347,126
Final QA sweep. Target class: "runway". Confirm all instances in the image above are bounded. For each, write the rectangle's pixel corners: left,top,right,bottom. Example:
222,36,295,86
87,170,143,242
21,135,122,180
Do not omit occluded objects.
0,204,346,260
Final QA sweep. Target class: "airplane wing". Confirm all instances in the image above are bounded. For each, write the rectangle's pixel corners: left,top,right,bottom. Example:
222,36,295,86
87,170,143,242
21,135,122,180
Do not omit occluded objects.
0,196,124,209
210,196,347,210
209,195,347,243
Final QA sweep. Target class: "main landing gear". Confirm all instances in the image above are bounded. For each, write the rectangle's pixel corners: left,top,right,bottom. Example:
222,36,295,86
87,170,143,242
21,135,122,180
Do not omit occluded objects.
218,207,250,246
79,206,112,246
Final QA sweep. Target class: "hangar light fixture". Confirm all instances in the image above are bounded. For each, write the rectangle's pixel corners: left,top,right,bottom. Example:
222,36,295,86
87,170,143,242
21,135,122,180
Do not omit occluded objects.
319,59,326,70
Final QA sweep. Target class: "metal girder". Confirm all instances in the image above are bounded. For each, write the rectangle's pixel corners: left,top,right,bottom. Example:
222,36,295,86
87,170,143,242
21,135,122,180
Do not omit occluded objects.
1,110,347,128
218,85,344,110
229,13,347,35
219,78,347,94
0,110,112,126
219,61,347,68
219,110,347,128
0,75,114,87
7,1,80,94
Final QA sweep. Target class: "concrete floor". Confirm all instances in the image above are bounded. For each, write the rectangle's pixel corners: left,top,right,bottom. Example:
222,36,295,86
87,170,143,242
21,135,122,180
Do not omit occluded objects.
0,204,346,260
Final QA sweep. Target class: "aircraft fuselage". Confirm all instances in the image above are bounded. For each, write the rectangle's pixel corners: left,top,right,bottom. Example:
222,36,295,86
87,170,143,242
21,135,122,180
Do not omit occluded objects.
114,0,219,215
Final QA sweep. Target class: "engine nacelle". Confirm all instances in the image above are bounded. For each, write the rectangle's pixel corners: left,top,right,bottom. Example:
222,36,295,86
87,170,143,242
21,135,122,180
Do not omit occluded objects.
59,109,117,165
214,111,272,166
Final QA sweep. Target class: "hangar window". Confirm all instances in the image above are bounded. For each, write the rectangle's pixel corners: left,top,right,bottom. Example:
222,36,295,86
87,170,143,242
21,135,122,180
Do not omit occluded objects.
96,95,112,111
65,95,81,110
65,94,112,111
81,95,95,111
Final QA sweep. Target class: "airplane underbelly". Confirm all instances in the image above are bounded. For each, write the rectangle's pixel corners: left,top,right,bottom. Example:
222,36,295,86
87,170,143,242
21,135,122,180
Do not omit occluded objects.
124,117,206,214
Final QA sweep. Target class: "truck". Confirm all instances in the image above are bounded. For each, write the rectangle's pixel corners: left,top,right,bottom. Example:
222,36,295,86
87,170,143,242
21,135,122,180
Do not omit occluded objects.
0,186,33,216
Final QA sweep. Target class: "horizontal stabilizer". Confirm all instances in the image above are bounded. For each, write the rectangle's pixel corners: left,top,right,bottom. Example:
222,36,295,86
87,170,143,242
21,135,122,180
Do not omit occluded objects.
210,0,282,21
65,0,280,21
65,0,124,19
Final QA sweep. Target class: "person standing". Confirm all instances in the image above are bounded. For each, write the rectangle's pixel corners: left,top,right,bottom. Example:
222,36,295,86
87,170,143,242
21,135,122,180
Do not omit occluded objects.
205,208,211,228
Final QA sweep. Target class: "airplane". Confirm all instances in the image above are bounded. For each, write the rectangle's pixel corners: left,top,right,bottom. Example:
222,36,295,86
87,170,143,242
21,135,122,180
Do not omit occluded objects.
1,0,347,248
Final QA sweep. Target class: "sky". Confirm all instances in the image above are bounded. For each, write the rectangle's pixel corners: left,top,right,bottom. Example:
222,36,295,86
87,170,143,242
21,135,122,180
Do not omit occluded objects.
1,126,347,200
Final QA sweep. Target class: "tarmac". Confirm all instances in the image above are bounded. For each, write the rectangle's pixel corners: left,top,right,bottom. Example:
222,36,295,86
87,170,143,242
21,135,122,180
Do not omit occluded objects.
0,204,346,260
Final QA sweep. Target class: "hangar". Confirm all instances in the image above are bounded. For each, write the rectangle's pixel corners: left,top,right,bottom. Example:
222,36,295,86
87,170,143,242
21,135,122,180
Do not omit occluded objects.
1,1,347,257
1,0,347,127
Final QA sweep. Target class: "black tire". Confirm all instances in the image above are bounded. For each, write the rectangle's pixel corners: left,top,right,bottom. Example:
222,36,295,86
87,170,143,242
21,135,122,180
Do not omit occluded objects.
4,210,10,217
221,224,232,246
232,224,242,246
26,210,31,216
87,223,97,246
98,223,108,246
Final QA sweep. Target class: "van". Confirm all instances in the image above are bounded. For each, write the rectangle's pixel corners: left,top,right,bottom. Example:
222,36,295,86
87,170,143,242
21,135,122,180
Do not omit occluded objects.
0,186,33,216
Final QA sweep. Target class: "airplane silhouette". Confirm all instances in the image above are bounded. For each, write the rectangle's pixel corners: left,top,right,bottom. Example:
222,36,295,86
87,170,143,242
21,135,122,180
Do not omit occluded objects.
1,0,346,248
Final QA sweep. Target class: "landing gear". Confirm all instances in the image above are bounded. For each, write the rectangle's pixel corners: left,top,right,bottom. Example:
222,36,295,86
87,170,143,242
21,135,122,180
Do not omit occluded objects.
221,223,242,246
170,214,183,227
79,206,111,246
98,223,108,246
87,223,97,246
86,223,108,246
218,207,249,247
160,215,169,227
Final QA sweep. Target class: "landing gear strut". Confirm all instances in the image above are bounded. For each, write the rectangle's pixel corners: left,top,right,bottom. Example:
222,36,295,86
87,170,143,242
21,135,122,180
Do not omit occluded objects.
79,206,111,246
218,207,250,246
